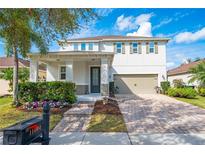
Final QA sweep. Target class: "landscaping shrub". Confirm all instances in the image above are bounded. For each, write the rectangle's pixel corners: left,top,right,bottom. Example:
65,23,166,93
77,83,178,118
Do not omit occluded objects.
172,79,185,88
198,87,205,97
19,81,76,104
167,88,197,99
160,81,170,94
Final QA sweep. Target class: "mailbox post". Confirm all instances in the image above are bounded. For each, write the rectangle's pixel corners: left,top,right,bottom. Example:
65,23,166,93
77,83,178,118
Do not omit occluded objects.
42,102,50,145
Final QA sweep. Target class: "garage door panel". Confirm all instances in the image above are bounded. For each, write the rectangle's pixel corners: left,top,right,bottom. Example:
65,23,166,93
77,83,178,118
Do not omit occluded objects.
114,74,158,94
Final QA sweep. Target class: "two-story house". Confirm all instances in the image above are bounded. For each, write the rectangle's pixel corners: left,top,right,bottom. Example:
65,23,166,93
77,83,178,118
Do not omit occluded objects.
28,35,170,95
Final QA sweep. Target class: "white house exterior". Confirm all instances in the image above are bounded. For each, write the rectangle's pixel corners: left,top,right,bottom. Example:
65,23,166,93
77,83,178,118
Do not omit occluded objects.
168,73,198,87
29,35,170,95
168,60,203,87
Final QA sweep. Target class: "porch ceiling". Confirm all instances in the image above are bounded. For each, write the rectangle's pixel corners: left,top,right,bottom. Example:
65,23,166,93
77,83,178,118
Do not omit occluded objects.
28,51,114,62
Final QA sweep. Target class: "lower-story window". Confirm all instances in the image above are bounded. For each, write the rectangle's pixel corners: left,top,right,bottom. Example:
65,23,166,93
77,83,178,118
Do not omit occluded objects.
60,66,66,80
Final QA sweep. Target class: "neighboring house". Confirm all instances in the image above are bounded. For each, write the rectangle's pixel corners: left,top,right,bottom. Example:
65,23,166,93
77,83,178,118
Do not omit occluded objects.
167,60,203,87
0,57,46,96
28,35,170,95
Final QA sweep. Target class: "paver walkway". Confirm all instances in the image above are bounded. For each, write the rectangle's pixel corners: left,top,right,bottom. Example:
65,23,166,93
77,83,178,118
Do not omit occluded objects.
53,102,94,132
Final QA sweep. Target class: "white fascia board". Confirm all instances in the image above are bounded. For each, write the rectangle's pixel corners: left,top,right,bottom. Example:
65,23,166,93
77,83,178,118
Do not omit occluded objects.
101,38,170,41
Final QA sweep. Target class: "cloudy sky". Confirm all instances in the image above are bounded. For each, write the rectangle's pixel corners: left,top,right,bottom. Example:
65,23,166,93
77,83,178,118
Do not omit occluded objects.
0,8,205,70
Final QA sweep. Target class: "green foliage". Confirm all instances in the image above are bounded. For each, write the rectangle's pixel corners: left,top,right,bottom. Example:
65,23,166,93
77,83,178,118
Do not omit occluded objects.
198,87,205,97
0,9,97,57
189,61,205,86
160,81,170,94
172,79,185,88
0,68,29,92
18,81,76,104
0,9,97,105
167,88,197,99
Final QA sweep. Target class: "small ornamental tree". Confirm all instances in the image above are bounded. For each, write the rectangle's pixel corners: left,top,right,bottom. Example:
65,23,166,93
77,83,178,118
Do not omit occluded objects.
160,81,170,94
173,79,185,88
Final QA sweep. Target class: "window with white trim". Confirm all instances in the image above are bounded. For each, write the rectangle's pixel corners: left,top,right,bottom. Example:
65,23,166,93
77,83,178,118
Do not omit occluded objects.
88,43,93,51
132,42,138,53
60,66,66,80
73,43,78,50
116,42,122,53
149,42,155,53
81,43,86,51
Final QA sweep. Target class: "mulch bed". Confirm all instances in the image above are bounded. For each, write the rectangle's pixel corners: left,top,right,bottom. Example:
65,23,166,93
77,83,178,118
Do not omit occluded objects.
17,105,72,114
92,99,122,115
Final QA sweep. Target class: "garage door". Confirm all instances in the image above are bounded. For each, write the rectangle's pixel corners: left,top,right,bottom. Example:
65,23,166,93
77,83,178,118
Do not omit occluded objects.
114,74,158,94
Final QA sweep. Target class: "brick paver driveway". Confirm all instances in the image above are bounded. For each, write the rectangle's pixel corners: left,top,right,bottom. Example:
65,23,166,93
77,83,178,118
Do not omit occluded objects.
117,94,205,134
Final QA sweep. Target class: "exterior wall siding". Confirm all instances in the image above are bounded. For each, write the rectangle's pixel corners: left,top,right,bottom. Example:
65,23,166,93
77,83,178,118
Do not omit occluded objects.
44,39,167,92
168,73,198,87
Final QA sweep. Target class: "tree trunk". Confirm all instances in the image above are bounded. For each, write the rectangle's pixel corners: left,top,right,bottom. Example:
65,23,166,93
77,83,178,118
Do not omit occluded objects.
13,47,19,106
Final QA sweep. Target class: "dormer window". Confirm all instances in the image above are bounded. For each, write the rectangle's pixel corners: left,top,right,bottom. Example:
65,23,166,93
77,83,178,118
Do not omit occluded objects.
116,42,122,53
132,42,138,53
149,42,155,53
73,43,78,50
81,43,86,51
89,43,93,51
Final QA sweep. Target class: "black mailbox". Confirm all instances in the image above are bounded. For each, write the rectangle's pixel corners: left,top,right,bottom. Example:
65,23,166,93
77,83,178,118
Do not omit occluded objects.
3,117,42,145
3,103,50,145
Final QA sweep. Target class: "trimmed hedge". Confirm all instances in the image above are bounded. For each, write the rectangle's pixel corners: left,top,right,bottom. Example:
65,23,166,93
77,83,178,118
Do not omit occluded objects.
198,87,205,97
160,81,170,94
167,88,197,99
18,81,76,104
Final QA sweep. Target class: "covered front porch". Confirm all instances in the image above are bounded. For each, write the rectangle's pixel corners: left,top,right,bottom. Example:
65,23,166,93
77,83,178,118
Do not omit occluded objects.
28,51,114,96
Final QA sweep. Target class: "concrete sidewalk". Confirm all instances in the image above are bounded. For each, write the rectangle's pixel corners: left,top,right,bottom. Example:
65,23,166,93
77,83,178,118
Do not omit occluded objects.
0,132,131,145
1,132,205,145
50,132,131,145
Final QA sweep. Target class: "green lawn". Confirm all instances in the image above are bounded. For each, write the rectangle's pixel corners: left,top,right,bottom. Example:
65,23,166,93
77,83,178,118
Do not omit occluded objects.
175,95,205,109
86,114,127,132
0,97,62,131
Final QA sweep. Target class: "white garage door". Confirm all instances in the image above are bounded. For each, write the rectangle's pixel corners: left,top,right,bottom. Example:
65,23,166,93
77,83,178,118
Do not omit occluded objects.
114,74,158,94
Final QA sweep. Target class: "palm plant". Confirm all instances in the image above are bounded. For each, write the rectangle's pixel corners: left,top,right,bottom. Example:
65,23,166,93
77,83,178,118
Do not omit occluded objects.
188,61,205,87
0,9,96,106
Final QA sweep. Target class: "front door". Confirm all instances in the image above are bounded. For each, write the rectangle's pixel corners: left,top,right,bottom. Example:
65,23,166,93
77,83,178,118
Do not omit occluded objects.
90,67,100,93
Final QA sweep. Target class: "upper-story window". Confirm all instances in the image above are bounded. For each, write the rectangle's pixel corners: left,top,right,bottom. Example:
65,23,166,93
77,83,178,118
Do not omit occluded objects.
81,43,86,51
132,42,138,53
88,43,93,51
73,43,78,50
116,42,122,53
149,42,155,53
60,66,66,80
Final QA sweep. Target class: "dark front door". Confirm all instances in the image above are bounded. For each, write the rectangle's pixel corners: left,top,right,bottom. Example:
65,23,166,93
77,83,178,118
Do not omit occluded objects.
90,67,100,93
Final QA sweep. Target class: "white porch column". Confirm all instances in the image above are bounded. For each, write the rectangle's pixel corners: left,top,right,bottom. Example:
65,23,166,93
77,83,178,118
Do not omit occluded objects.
66,61,73,81
30,59,39,82
101,58,109,95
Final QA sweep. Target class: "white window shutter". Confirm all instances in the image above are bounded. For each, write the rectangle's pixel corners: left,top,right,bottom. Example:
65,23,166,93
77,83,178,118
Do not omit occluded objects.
113,43,116,53
155,42,158,54
138,42,142,54
122,43,125,54
130,42,133,54
146,42,149,54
